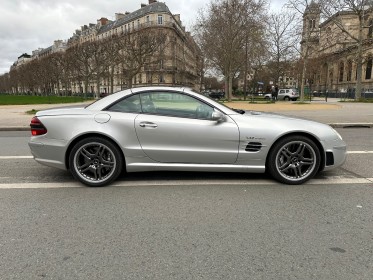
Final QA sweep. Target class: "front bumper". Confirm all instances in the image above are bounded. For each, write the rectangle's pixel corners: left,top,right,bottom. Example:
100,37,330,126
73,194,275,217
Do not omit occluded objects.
322,140,347,171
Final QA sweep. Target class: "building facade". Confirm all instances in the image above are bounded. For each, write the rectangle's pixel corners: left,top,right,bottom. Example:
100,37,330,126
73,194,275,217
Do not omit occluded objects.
301,3,373,95
68,0,201,94
7,0,201,95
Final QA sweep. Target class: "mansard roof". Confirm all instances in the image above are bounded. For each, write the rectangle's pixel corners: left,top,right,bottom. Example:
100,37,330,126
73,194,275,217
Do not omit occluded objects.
97,2,171,35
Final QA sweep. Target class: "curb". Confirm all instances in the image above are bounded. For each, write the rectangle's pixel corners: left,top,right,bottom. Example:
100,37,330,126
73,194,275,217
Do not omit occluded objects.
0,123,372,132
0,127,29,131
329,123,373,128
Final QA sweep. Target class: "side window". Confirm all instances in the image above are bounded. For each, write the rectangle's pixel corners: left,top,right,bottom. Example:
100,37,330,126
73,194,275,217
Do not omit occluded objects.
140,91,215,120
279,89,285,94
106,94,141,113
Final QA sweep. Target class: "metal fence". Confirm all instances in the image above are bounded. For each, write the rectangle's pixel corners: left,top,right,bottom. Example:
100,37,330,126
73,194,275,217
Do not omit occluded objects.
307,89,373,99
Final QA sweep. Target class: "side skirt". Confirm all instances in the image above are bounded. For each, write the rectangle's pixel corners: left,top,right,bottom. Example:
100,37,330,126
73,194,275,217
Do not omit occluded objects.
126,162,265,173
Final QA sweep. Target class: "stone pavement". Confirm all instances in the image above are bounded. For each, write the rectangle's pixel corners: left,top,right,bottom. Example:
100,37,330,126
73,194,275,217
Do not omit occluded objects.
0,98,372,131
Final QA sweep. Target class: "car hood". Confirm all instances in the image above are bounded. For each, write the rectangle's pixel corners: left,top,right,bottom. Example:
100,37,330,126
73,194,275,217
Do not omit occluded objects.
230,110,337,140
244,110,305,120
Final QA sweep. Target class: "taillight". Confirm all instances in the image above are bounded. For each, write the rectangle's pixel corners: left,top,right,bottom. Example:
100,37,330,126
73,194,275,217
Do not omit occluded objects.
30,117,47,136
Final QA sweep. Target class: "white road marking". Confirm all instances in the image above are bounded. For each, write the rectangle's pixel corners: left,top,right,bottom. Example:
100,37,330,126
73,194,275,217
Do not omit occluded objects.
347,151,373,154
0,156,33,159
0,177,372,189
0,153,372,188
0,182,82,189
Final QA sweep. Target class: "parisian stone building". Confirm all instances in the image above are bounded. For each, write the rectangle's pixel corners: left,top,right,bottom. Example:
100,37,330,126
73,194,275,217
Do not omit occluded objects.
8,0,201,94
301,3,373,95
67,0,201,94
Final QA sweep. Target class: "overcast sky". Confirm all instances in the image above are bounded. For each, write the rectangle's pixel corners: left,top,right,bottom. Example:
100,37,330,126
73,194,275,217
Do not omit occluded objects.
0,0,287,75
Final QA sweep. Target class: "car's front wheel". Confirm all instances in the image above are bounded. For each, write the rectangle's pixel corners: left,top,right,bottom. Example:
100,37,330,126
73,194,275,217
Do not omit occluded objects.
69,137,123,187
267,135,321,184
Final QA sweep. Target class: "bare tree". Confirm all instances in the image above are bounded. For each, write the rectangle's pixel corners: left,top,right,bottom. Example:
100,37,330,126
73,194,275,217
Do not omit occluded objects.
196,0,268,101
116,29,167,88
268,9,299,87
286,0,321,101
67,41,98,97
0,73,10,93
100,37,121,95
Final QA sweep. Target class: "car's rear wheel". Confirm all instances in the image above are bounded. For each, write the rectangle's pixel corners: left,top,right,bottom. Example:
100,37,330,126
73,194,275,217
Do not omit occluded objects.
267,135,321,184
69,137,123,187
284,96,290,101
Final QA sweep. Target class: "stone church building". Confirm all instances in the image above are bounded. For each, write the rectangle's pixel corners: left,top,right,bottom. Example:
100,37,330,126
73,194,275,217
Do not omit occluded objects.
301,3,373,97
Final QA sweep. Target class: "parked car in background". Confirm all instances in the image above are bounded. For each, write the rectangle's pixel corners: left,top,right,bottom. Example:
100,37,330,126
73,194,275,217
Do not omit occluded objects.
208,91,225,99
265,88,299,101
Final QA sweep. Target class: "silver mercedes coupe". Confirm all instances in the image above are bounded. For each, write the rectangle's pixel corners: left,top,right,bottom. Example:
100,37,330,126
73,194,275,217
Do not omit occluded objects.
29,86,347,187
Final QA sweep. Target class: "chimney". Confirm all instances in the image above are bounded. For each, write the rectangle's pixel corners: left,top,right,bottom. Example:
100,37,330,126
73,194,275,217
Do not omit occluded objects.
97,17,109,26
141,3,147,8
115,13,125,20
149,0,157,4
125,11,130,15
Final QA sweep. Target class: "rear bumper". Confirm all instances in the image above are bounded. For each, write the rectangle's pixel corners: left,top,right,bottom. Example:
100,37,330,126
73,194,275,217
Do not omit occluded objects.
28,138,68,170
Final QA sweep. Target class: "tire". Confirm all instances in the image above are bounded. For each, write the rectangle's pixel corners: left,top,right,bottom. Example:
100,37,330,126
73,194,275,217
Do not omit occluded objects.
284,96,290,101
267,135,321,184
69,137,123,187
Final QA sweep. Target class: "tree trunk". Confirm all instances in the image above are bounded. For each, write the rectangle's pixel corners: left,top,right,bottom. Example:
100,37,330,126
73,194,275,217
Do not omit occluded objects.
228,74,233,101
300,58,307,102
127,76,133,88
110,66,115,94
84,79,89,98
355,16,363,100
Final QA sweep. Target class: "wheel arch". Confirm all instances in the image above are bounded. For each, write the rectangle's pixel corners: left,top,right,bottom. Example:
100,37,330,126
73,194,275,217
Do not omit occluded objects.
65,132,126,170
265,132,326,172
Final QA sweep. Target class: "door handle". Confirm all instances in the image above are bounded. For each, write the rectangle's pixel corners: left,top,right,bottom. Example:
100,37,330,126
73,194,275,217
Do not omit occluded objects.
139,122,158,128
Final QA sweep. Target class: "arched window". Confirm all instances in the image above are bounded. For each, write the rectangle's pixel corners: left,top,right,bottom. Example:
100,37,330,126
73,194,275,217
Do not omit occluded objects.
347,60,352,82
309,19,316,29
329,70,334,86
365,57,372,80
339,61,344,82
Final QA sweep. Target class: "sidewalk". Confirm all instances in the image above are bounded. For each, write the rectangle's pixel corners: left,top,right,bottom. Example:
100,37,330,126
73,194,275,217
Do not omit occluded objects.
226,98,373,127
0,98,372,131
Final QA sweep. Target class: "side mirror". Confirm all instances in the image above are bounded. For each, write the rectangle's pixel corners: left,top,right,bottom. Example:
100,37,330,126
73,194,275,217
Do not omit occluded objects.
211,111,226,123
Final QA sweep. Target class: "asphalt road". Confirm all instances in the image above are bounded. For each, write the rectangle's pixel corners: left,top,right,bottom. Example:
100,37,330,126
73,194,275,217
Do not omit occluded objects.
0,128,372,279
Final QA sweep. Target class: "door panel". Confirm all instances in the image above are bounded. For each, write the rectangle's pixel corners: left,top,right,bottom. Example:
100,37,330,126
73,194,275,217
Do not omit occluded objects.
134,114,239,164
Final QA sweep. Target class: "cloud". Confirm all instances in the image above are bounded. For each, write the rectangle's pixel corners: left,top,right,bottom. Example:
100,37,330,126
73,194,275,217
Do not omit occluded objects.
0,0,287,75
